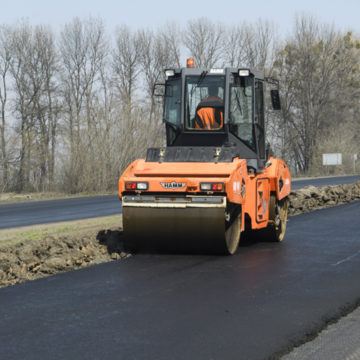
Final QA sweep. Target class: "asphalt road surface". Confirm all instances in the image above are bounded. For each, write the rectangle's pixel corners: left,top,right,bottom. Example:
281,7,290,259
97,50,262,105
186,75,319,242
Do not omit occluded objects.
0,175,359,230
1,201,359,360
0,195,120,229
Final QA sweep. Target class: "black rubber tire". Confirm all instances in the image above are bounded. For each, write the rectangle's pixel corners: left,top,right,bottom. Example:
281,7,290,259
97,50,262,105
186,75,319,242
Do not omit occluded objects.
264,195,288,242
224,213,241,255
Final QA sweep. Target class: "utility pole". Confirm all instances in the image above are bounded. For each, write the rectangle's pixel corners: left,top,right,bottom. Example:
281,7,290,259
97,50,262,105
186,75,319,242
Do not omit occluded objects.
353,154,357,174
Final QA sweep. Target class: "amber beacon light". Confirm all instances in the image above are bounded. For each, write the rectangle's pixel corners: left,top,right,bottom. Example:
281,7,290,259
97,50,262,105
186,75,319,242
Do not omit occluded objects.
186,57,195,68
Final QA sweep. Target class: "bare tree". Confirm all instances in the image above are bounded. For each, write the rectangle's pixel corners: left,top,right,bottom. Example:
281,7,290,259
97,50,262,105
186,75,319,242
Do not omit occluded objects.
138,28,179,122
112,25,141,117
0,26,11,190
9,23,35,191
59,17,108,192
159,23,182,68
32,26,58,190
234,20,277,69
6,23,60,191
250,20,276,69
223,25,247,67
273,15,360,173
183,18,224,68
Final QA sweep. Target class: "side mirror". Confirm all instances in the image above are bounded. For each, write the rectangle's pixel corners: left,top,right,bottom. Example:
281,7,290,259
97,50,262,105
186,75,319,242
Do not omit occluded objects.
153,83,165,97
270,90,281,110
153,83,173,97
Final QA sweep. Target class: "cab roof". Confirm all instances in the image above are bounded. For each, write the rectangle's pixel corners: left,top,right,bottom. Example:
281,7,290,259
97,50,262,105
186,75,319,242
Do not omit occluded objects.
170,67,265,80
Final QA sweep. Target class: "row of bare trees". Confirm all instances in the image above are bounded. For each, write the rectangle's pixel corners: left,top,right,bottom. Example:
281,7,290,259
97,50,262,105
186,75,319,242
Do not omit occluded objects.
271,16,360,173
0,16,359,193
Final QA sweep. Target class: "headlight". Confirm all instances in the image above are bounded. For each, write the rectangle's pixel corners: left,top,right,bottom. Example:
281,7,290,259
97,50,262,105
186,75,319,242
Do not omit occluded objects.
165,69,175,78
238,69,250,77
136,182,148,190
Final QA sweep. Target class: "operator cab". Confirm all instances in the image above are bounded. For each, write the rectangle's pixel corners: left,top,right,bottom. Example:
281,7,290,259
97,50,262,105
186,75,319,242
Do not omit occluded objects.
150,60,281,168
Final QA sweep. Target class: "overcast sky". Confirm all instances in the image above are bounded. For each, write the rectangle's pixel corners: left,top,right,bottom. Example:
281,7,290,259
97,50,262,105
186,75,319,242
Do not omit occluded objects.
1,0,359,36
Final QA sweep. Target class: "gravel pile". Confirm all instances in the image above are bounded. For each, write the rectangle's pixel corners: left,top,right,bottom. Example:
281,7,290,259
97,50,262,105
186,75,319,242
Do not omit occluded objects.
1,181,359,288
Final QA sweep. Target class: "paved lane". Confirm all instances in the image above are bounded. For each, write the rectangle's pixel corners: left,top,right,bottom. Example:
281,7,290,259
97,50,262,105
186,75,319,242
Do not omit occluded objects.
0,195,121,229
291,174,360,190
1,202,359,360
0,175,358,229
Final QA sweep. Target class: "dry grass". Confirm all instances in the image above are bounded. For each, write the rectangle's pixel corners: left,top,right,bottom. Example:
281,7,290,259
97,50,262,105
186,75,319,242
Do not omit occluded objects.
0,215,122,248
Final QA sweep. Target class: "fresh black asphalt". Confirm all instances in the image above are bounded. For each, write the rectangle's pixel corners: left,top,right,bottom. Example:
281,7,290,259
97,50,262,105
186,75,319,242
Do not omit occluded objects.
0,202,359,360
0,175,359,229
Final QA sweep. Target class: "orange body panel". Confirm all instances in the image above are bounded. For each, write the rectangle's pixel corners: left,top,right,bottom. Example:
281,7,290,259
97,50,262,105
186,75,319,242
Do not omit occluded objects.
118,156,291,232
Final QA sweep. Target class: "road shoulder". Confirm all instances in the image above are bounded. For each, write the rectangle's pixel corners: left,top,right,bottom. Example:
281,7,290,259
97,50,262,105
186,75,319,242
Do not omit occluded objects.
282,305,360,360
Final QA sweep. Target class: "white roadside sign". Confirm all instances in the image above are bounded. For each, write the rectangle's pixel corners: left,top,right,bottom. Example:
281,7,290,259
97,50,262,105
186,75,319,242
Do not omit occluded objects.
322,153,342,166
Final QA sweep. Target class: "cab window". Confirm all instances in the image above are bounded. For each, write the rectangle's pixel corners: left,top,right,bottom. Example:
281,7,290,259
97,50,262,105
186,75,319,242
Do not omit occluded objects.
164,77,181,126
229,75,255,149
185,75,225,130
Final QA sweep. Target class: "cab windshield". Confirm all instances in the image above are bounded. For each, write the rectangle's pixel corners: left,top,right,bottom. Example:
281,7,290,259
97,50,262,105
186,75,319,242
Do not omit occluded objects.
185,75,225,130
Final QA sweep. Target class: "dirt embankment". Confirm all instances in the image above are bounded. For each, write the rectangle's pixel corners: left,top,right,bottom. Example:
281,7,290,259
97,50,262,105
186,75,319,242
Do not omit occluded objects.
1,182,360,288
0,229,128,288
288,182,360,215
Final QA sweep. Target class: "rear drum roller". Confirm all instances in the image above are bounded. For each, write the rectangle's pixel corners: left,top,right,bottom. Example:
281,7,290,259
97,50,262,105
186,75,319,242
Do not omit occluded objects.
122,203,241,255
265,195,288,242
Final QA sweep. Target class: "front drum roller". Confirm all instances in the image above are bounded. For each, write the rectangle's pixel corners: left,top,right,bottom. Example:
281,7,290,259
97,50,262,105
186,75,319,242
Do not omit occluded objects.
122,196,241,255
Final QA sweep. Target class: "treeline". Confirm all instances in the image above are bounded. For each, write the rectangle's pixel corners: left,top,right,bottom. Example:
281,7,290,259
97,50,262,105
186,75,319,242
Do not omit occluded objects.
0,16,359,193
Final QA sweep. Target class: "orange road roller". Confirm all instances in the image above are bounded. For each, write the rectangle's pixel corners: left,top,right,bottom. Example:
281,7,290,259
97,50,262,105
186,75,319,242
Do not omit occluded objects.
118,61,291,254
